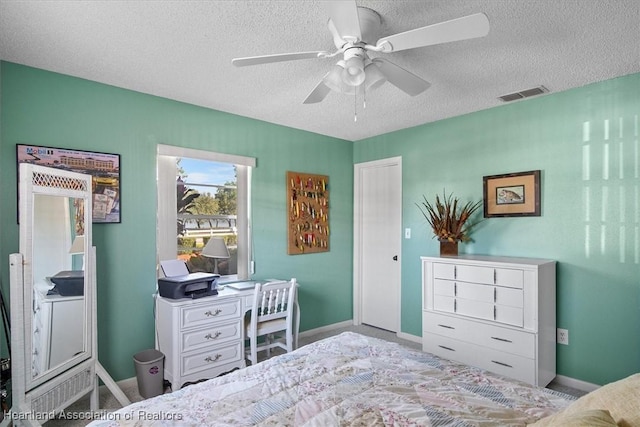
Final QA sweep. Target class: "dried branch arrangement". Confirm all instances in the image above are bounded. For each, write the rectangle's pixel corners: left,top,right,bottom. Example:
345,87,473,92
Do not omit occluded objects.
417,190,482,242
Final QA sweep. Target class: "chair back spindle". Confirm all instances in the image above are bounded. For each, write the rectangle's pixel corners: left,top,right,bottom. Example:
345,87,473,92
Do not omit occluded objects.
245,278,297,365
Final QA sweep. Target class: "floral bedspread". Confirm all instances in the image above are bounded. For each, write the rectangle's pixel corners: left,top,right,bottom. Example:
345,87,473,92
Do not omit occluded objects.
88,332,574,426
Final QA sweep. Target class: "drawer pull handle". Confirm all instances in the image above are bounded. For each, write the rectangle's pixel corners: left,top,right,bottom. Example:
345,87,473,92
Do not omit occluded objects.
491,336,513,343
437,324,455,330
205,331,222,340
438,345,455,352
491,360,513,368
204,309,223,317
205,354,222,363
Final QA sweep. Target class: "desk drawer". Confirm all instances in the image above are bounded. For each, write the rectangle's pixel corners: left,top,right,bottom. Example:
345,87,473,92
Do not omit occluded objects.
181,299,242,329
181,341,243,377
181,319,242,353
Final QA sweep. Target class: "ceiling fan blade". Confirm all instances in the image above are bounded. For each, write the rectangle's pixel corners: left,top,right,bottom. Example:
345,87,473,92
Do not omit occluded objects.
372,58,430,96
326,0,362,43
232,51,328,67
303,78,332,104
376,13,490,53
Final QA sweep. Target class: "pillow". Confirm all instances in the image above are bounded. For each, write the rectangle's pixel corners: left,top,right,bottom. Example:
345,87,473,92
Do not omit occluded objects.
529,373,640,427
532,409,616,427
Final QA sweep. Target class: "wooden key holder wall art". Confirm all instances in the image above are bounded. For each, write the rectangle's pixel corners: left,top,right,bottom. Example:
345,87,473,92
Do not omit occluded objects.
287,171,329,254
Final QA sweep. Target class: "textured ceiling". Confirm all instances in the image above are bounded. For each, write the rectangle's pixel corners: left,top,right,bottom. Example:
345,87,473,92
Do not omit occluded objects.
1,1,638,141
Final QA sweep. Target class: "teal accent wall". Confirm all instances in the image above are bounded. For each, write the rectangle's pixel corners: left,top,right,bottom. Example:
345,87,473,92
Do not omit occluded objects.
354,73,640,385
1,60,638,387
0,62,353,381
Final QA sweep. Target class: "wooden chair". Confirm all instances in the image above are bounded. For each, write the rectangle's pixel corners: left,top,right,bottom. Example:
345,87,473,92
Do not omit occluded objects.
245,278,297,365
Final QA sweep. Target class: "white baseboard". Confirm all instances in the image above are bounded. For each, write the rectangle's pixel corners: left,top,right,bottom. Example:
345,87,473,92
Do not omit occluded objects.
397,331,421,344
552,374,600,392
298,320,354,338
299,320,422,345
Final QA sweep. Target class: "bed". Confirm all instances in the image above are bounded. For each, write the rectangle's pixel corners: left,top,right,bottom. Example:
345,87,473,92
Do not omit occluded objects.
88,331,580,426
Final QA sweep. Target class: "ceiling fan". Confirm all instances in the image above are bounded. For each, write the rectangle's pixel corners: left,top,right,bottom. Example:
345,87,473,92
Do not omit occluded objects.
232,1,490,105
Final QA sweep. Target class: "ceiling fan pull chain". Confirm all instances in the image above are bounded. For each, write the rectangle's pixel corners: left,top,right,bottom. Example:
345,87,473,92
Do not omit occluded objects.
363,85,367,110
354,92,357,122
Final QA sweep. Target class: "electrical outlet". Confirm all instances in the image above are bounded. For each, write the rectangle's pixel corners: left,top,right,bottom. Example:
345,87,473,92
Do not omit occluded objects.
557,328,569,345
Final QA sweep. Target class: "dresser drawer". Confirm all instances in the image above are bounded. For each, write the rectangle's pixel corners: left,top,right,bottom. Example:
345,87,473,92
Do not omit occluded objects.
423,311,534,358
423,331,477,365
181,341,243,377
480,345,536,385
181,319,242,353
180,299,242,329
423,332,535,385
433,262,524,289
434,279,523,307
433,296,523,327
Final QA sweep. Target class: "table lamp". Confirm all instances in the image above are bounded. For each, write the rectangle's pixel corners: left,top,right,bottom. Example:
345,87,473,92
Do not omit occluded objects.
69,235,85,269
201,237,229,274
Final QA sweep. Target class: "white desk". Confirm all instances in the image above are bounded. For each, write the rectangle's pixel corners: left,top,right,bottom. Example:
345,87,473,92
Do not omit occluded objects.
155,280,299,391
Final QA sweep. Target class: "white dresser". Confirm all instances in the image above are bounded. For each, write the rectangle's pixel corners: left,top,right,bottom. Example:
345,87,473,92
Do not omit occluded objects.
421,255,556,386
155,289,252,391
32,286,84,376
155,282,300,391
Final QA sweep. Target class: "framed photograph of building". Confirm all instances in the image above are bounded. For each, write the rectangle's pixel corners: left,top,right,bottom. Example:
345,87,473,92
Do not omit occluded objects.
17,144,121,223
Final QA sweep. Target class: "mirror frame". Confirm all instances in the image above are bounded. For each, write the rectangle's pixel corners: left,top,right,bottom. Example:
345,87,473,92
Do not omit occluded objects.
10,163,97,420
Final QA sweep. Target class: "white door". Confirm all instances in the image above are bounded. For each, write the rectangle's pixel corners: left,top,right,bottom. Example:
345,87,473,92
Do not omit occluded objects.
354,157,402,332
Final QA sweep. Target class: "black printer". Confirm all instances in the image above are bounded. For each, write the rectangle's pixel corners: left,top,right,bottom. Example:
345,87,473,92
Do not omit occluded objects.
158,272,219,299
49,270,84,296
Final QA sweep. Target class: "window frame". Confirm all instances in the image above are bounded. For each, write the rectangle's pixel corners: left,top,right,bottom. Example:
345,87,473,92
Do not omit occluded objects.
156,144,254,280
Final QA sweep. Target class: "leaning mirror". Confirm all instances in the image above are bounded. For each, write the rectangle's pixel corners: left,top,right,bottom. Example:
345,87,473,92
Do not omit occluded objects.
30,194,89,383
10,163,96,420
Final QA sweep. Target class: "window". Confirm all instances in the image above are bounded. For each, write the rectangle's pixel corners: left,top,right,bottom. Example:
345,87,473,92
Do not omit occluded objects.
157,145,255,279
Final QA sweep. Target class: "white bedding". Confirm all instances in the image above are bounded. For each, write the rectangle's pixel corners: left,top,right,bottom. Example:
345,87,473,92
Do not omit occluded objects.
88,332,574,426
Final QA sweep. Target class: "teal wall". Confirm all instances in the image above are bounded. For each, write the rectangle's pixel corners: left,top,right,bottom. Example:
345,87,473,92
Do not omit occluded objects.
0,62,353,381
1,61,638,387
355,72,640,386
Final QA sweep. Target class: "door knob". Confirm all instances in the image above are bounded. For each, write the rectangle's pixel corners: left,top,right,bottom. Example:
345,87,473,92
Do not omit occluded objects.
392,255,398,261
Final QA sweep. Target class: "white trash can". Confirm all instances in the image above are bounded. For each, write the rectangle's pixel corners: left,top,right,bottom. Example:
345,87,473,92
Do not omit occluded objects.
133,349,165,398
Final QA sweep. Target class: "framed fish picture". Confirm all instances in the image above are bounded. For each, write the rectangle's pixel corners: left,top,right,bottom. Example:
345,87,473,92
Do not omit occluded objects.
483,170,541,217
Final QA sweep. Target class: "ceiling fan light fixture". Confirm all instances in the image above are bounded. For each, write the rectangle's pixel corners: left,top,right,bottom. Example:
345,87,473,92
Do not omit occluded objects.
324,61,346,92
324,61,357,94
342,56,365,86
364,62,386,91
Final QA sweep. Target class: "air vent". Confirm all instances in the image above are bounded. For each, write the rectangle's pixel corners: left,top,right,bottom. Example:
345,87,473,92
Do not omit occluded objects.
498,86,548,102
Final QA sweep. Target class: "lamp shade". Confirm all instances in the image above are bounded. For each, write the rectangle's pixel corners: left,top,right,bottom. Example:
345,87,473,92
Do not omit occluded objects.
201,237,230,259
364,62,386,91
69,235,85,254
341,56,365,86
324,61,356,95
